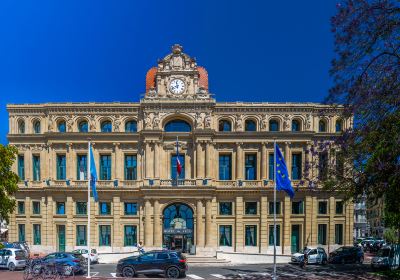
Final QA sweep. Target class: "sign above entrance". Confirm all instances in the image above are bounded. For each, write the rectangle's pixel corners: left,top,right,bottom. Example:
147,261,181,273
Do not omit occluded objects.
163,228,192,235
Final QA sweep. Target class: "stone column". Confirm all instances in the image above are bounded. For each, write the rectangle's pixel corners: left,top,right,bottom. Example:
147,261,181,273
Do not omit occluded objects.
196,200,204,247
236,143,243,180
144,200,153,246
45,196,54,250
261,142,267,179
205,200,212,246
284,142,291,175
305,195,313,247
153,200,162,247
113,143,121,180
283,196,291,254
145,142,153,178
260,196,268,252
329,196,335,246
66,196,74,250
205,142,211,178
154,142,159,178
113,196,122,248
25,197,32,243
235,196,244,252
196,142,203,178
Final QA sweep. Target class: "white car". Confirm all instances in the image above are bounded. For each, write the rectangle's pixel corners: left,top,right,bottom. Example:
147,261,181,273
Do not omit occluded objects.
72,249,98,264
0,248,27,270
291,247,328,265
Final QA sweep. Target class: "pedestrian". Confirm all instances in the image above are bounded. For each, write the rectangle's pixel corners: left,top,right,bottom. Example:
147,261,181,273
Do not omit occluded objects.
137,241,145,255
300,246,308,269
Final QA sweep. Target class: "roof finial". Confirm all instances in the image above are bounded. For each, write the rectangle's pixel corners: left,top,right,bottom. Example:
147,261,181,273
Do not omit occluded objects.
172,44,183,54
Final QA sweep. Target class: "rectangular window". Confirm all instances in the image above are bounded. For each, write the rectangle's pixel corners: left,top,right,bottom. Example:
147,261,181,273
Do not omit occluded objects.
245,225,257,246
219,154,232,180
269,201,281,215
335,224,343,245
18,155,25,180
219,202,233,215
32,155,40,181
269,225,281,246
291,153,302,180
219,225,232,246
76,202,87,215
18,201,25,214
319,152,328,180
318,224,327,245
18,224,25,242
33,224,41,245
100,155,112,180
268,153,274,180
171,154,185,180
76,225,87,246
292,201,304,214
99,225,111,246
100,202,111,215
124,155,137,180
245,202,257,215
318,201,328,215
77,155,87,180
32,201,41,215
56,154,66,180
124,225,137,246
124,203,137,215
245,154,257,180
56,202,65,215
336,201,344,214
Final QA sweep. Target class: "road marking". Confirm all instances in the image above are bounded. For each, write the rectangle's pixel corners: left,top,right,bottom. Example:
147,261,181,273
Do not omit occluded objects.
110,272,117,278
211,274,227,279
187,274,204,279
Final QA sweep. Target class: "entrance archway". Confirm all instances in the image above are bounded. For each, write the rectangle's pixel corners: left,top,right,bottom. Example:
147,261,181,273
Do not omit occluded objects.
163,203,194,253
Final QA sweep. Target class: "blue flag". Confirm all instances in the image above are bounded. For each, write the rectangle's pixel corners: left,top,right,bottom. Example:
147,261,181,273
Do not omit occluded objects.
89,145,99,202
275,143,295,198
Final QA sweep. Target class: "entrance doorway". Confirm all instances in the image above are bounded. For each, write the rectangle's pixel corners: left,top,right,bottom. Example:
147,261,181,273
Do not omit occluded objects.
291,224,301,253
163,203,194,253
57,225,66,252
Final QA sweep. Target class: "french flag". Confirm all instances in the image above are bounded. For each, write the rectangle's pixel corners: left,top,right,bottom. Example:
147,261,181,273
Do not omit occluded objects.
176,137,182,176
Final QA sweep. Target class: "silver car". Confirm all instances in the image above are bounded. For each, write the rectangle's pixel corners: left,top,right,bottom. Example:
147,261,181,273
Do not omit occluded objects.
0,248,27,270
291,247,328,265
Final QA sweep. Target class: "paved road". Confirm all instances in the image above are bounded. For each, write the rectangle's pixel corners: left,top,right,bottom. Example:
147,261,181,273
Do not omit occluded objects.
0,263,385,279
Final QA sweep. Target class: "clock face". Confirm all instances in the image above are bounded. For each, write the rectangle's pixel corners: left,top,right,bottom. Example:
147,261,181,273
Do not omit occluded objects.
169,79,186,94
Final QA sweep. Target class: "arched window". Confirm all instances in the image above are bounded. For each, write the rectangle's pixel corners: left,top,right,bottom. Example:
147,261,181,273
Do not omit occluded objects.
58,120,66,133
33,120,41,134
292,120,300,132
218,120,232,132
319,120,327,132
101,121,112,132
245,120,257,131
18,120,25,134
125,120,137,133
269,120,279,132
78,120,88,132
335,120,343,132
164,120,191,132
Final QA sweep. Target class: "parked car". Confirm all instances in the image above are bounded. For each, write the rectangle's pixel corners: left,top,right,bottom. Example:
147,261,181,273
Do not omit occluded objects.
1,241,30,258
0,248,27,271
329,246,364,264
36,252,87,276
72,248,99,264
116,250,187,278
371,246,395,270
291,247,328,265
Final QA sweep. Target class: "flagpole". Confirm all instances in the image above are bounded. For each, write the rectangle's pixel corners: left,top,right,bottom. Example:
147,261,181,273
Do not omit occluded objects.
273,139,277,280
87,141,91,279
176,136,179,186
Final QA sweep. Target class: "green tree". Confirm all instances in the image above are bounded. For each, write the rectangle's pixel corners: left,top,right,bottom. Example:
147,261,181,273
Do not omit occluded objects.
384,228,398,244
0,144,19,223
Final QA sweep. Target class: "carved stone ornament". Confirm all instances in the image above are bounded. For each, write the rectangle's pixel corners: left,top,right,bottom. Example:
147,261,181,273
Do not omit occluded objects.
89,115,96,131
66,117,73,131
283,114,291,130
261,115,268,131
204,114,212,129
236,115,243,131
114,117,121,132
195,113,204,129
48,115,54,132
152,113,161,129
306,114,312,129
147,88,157,98
144,112,153,129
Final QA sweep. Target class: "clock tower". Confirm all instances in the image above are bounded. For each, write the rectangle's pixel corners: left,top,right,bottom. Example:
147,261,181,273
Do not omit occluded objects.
144,44,210,100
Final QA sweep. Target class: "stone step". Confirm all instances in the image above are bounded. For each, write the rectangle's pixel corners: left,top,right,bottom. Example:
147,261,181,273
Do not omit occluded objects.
185,256,230,263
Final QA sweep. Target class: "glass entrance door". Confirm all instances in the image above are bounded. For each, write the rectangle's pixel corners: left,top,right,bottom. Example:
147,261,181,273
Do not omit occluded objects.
57,225,66,252
291,224,300,253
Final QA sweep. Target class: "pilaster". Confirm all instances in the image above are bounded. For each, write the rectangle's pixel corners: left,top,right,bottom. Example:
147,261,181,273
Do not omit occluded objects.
196,200,204,247
153,200,162,247
235,196,244,251
144,200,153,246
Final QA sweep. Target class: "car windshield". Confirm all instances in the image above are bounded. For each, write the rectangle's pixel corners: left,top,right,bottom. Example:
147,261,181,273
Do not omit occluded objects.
298,248,311,254
15,250,25,258
377,249,390,257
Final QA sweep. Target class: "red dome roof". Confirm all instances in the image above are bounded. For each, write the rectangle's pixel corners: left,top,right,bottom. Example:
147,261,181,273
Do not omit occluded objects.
197,66,208,90
146,67,157,92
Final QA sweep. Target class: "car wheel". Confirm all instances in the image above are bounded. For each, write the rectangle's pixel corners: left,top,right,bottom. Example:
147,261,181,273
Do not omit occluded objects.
166,267,180,279
122,266,136,278
8,262,16,271
322,259,328,265
63,265,73,276
358,257,364,264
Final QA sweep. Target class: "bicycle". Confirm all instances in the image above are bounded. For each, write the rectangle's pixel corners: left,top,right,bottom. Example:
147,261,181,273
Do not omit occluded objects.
23,258,43,280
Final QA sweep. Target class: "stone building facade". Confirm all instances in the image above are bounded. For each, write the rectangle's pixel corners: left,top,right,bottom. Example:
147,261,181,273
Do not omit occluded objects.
7,45,353,256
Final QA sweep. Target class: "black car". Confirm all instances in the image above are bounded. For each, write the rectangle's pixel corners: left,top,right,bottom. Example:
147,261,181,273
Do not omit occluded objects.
116,250,187,278
329,246,364,264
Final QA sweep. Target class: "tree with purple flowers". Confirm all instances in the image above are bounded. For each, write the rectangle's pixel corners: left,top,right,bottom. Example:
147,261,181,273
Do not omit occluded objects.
311,0,400,240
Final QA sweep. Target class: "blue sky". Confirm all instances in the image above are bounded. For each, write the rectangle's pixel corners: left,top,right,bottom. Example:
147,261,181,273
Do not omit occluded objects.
0,0,337,144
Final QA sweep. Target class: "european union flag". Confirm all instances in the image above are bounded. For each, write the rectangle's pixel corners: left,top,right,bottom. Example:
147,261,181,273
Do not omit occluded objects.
275,143,295,198
89,145,99,202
